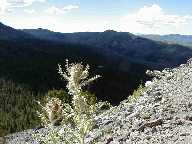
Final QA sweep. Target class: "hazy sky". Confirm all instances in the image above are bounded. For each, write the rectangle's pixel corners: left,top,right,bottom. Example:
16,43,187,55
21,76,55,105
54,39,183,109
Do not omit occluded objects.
0,0,192,34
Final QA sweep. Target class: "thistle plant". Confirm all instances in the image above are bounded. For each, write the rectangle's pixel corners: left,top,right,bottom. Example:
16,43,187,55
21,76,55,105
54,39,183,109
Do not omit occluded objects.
57,60,101,144
36,60,107,144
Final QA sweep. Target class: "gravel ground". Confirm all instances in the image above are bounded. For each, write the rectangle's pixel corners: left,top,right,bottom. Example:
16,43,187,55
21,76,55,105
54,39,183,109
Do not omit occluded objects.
5,58,192,144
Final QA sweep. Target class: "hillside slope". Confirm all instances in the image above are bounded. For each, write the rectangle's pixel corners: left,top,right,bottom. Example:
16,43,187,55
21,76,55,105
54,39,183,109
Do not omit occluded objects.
6,58,192,143
0,23,149,104
23,29,192,69
0,22,34,40
1,22,192,104
140,34,192,48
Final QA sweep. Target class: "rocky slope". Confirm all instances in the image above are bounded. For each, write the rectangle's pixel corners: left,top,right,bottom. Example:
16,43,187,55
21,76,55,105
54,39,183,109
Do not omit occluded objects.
5,59,192,144
94,58,192,144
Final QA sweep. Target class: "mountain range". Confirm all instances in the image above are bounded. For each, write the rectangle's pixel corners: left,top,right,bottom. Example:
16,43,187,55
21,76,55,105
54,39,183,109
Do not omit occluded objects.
1,22,192,104
22,29,192,69
140,34,192,48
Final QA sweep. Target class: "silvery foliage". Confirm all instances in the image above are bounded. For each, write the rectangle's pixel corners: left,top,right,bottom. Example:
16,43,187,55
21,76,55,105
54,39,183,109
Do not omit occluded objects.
35,60,109,144
37,97,64,127
58,59,101,97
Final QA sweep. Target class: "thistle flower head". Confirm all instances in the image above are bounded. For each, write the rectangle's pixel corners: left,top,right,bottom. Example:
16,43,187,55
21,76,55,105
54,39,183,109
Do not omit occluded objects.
58,59,101,96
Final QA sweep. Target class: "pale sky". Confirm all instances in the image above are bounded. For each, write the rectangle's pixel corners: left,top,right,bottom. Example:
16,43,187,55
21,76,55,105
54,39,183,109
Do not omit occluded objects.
0,0,192,34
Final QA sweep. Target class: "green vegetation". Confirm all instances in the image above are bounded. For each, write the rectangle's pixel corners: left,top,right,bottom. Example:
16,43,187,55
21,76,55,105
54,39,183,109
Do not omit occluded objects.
0,80,71,134
129,84,147,102
0,128,7,144
0,79,40,133
45,89,70,105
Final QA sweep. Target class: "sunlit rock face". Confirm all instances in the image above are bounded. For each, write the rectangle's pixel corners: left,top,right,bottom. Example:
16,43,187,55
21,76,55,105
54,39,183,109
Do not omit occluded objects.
93,58,192,143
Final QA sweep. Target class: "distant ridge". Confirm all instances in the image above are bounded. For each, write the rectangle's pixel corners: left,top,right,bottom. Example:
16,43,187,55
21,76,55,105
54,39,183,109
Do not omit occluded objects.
0,22,33,40
140,34,192,48
23,27,192,69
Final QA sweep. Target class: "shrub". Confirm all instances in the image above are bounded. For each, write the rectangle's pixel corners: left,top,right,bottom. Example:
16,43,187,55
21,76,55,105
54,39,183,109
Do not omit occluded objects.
46,89,70,104
37,97,64,127
36,60,110,144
